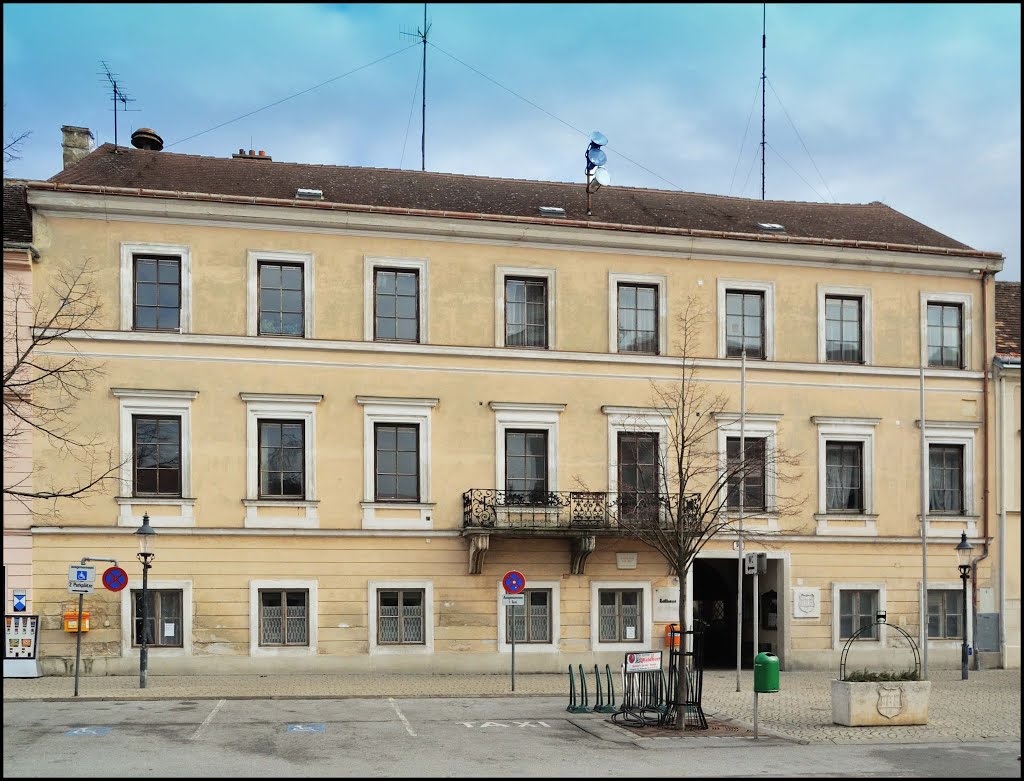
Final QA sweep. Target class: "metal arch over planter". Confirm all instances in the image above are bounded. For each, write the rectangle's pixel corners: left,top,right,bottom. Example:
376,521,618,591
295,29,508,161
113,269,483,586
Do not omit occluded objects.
838,615,922,682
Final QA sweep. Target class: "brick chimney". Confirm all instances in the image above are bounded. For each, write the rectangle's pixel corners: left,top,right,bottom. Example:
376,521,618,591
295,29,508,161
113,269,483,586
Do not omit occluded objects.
61,125,94,169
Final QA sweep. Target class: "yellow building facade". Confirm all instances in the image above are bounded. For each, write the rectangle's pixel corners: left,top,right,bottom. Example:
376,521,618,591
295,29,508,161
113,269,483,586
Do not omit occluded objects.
9,139,1013,676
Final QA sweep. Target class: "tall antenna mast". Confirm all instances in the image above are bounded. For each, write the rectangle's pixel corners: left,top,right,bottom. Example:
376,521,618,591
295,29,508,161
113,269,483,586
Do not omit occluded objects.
98,60,138,150
401,5,431,171
760,4,766,200
421,3,428,172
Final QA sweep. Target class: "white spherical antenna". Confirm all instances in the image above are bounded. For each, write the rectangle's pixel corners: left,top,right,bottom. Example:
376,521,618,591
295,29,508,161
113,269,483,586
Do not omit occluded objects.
594,167,611,187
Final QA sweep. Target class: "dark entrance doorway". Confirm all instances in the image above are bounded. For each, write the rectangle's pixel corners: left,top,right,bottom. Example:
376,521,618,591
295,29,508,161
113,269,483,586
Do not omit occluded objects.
693,556,781,670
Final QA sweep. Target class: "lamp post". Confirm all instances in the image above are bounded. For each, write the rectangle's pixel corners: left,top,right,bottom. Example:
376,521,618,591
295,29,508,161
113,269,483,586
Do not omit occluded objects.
135,513,157,689
955,531,973,681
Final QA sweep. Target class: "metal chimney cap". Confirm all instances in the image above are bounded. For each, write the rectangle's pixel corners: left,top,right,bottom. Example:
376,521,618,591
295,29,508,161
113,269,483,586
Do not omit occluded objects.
131,128,164,151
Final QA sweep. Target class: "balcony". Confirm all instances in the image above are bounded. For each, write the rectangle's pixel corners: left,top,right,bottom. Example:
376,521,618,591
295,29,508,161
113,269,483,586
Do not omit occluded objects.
461,489,693,575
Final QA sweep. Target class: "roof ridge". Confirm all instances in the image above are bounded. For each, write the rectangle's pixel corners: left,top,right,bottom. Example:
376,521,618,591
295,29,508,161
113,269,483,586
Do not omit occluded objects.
84,144,879,208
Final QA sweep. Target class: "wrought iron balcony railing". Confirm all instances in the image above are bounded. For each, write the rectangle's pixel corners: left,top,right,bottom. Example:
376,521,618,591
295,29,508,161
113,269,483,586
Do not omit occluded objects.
462,489,697,531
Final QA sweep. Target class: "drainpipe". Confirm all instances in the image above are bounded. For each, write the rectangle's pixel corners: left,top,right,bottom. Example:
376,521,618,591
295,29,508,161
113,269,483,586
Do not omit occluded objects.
971,270,993,669
995,359,1006,667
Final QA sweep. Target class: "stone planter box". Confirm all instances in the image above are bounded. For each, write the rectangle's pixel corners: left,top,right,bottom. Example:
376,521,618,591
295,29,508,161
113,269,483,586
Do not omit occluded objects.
831,679,930,726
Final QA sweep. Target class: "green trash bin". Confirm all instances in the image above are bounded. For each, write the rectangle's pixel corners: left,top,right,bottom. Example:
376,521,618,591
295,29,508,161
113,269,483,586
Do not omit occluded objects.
753,652,779,693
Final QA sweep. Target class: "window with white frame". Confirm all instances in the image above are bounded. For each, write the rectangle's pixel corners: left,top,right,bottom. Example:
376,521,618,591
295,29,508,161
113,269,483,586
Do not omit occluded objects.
246,250,314,338
497,579,560,651
839,589,879,640
919,292,972,370
714,413,781,519
113,388,197,528
363,256,428,343
131,588,183,647
248,579,318,656
927,589,964,639
812,417,878,533
608,273,667,355
490,402,564,498
358,396,437,529
120,578,192,657
817,285,872,364
831,582,886,648
921,420,978,534
495,266,556,349
241,393,321,528
589,580,652,651
718,279,775,360
368,579,434,655
258,588,309,646
120,243,191,332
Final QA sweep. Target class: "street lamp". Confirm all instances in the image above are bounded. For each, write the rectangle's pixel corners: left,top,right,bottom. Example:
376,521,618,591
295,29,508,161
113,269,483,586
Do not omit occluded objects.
135,513,157,689
954,531,973,681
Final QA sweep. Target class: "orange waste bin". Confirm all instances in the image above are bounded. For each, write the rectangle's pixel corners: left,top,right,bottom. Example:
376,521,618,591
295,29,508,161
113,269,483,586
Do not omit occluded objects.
665,623,680,648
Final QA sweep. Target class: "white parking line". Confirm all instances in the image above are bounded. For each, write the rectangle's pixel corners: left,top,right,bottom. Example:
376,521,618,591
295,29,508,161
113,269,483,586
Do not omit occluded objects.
388,697,417,737
189,699,226,741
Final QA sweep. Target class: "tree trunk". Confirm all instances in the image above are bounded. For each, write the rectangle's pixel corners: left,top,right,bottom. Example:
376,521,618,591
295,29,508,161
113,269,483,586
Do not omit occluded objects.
673,568,690,730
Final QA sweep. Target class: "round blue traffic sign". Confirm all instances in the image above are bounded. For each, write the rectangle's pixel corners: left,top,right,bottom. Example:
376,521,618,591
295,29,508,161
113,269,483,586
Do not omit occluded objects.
102,566,128,592
502,570,526,594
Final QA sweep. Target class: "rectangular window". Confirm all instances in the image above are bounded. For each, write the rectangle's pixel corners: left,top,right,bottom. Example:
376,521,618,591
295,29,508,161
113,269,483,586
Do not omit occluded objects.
505,429,548,501
617,283,658,354
377,589,425,644
617,431,659,521
258,420,305,499
505,278,547,348
929,444,964,514
726,437,766,510
258,262,304,336
598,589,642,642
374,268,419,342
927,303,963,368
725,290,764,359
259,589,309,646
825,441,864,512
133,255,181,331
506,588,552,643
132,589,183,647
927,589,964,639
839,590,878,640
374,423,419,502
825,296,863,363
132,415,181,497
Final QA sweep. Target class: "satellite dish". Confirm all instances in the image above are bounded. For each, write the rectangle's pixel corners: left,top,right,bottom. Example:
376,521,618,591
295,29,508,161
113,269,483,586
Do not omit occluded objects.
594,167,611,187
586,147,607,168
590,131,608,146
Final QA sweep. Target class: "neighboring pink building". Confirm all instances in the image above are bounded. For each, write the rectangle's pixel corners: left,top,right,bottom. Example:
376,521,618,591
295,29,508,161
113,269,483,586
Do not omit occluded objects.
3,180,36,612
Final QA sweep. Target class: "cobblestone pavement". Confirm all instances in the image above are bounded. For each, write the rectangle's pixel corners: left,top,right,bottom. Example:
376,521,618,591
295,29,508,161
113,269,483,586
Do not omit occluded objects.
4,668,1019,745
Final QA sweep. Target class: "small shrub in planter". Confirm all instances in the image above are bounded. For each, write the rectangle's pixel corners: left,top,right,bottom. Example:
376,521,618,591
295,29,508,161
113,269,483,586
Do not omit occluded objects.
843,669,919,683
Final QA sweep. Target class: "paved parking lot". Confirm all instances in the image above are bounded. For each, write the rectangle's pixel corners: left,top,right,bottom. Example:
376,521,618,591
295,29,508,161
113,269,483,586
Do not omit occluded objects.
3,668,1020,745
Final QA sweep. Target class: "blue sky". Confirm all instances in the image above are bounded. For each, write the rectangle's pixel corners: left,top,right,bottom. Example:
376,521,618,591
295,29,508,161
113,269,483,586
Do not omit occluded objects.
4,3,1020,280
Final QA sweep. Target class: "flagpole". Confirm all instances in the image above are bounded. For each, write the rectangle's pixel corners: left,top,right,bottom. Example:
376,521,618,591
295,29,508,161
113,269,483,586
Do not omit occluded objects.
736,350,746,692
920,363,929,679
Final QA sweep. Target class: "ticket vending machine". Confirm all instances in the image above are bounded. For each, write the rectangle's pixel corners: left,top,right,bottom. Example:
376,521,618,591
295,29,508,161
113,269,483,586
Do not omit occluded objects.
4,614,41,678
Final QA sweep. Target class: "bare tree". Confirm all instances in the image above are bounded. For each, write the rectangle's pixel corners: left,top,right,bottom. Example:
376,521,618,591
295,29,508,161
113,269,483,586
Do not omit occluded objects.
602,296,803,729
3,259,121,515
3,103,31,172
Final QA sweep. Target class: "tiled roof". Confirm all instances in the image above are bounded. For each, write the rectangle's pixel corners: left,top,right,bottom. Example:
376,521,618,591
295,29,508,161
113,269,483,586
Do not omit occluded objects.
995,281,1021,358
3,180,32,243
43,143,989,255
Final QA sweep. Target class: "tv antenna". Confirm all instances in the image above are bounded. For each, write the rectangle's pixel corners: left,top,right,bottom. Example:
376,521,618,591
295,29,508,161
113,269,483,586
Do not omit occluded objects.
401,4,430,171
584,131,611,217
98,60,139,150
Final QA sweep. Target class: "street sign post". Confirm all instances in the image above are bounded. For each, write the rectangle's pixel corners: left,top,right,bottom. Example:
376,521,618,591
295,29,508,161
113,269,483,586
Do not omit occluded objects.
68,557,117,698
503,570,526,691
